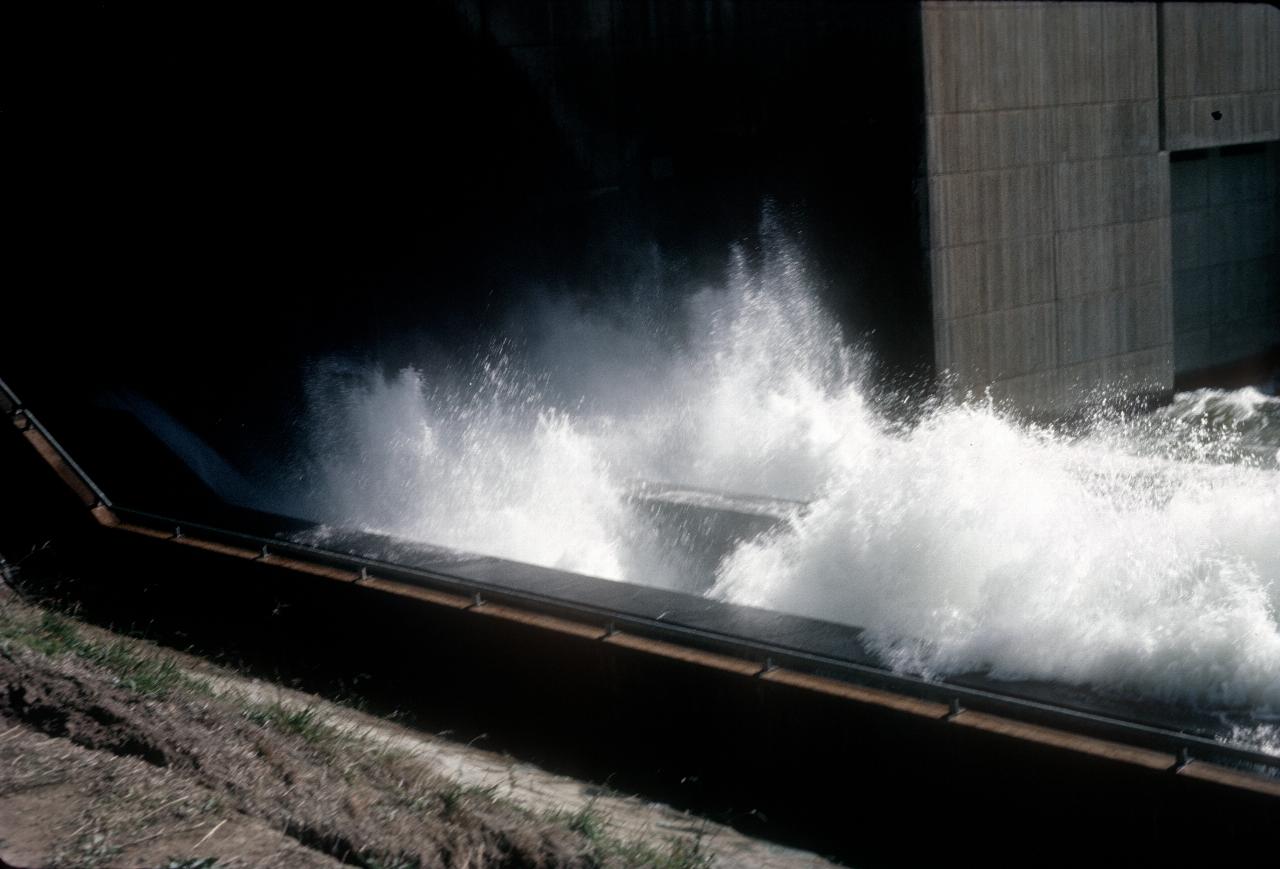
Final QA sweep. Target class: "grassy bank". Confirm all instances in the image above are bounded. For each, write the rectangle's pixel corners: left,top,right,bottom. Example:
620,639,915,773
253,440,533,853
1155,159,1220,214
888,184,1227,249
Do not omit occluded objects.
0,575,723,868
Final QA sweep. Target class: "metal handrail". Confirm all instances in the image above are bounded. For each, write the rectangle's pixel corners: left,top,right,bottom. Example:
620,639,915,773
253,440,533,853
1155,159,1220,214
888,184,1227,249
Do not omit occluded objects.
109,501,1280,775
1,375,112,508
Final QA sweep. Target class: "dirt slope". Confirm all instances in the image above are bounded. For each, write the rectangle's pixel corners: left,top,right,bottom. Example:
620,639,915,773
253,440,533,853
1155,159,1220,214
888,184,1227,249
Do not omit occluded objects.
0,582,839,869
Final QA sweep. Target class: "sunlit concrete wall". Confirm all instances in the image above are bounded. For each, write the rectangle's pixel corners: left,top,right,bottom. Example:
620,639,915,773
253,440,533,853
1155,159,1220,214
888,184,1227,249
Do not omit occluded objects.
1165,5,1280,377
923,2,1280,411
1163,3,1280,151
923,2,1171,412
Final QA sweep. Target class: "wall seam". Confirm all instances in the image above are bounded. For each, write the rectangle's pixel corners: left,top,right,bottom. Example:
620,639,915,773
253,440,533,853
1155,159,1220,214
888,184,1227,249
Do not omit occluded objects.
1156,1,1167,152
1047,13,1062,391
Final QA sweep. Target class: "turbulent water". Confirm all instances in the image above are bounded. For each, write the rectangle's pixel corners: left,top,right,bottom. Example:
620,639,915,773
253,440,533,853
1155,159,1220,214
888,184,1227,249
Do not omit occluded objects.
297,233,1280,729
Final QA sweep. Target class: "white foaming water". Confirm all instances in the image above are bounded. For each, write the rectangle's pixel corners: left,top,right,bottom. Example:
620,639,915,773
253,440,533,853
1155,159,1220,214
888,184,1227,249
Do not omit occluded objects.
303,234,1280,712
303,356,629,577
1222,723,1280,760
714,405,1280,708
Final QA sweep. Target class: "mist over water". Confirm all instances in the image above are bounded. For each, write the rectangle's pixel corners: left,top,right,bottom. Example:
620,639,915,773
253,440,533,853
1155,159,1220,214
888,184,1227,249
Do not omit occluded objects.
300,230,1280,721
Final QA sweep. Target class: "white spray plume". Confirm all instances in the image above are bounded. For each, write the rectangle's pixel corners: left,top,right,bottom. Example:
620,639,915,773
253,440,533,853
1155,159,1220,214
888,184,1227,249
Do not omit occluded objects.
301,228,1280,712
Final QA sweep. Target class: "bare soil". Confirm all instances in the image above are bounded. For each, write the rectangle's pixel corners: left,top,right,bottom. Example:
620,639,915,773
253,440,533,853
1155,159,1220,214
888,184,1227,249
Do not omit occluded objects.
0,581,837,869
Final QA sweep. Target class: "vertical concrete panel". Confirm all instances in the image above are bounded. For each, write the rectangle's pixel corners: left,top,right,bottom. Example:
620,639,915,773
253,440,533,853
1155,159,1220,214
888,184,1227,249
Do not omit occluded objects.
1166,94,1280,151
1058,292,1126,366
1046,3,1106,105
925,3,1048,113
1061,346,1174,398
1162,3,1280,150
1056,155,1167,231
928,109,1056,174
923,3,972,115
1171,210,1210,271
981,4,1051,111
1056,219,1169,298
1174,328,1213,373
1174,265,1214,325
929,166,1056,247
924,2,1176,411
1101,3,1158,102
932,235,1056,319
1208,147,1276,204
986,369,1064,411
1170,157,1209,213
1055,102,1159,161
1058,285,1170,367
942,303,1058,383
1170,145,1280,375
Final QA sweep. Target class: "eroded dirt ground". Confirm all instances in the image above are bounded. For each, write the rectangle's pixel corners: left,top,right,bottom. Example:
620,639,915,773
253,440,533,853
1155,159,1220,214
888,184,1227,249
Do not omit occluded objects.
0,582,839,868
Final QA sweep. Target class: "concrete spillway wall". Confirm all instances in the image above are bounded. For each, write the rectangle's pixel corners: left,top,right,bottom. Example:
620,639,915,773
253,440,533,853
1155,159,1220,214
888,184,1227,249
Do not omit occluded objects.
923,2,1280,411
1172,142,1280,376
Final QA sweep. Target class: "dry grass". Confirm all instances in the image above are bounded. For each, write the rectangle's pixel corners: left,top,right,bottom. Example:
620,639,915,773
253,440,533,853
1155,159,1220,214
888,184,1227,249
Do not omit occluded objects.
0,582,718,868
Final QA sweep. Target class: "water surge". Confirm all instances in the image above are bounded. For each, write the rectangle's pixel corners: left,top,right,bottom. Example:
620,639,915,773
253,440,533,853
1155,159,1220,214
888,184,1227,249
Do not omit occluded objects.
298,234,1280,719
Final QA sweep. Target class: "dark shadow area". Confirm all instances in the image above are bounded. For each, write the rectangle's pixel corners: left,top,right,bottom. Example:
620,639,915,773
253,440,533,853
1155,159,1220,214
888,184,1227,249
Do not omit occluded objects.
1170,142,1280,387
6,2,932,481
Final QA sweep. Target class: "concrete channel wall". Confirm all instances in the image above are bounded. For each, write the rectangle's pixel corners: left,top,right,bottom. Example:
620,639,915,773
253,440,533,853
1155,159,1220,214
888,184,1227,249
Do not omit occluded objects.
923,2,1280,411
1162,3,1280,152
1172,143,1280,375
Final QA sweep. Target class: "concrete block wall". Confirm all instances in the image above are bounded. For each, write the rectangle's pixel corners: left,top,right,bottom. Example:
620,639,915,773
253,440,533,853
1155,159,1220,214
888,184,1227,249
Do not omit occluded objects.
1172,143,1280,373
924,1,1280,411
1162,3,1280,151
1163,4,1280,377
923,2,1173,412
